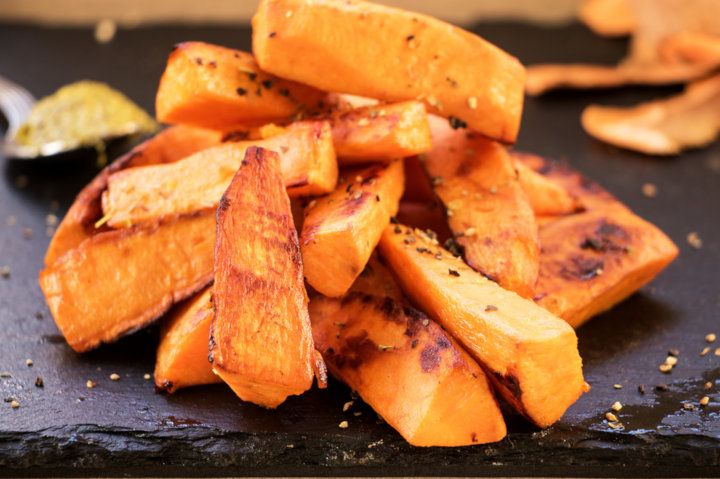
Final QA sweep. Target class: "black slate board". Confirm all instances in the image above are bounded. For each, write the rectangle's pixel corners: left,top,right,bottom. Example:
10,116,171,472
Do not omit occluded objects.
0,21,719,478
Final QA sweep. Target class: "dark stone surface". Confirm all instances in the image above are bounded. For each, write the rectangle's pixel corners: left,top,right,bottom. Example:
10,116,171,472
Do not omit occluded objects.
0,20,719,477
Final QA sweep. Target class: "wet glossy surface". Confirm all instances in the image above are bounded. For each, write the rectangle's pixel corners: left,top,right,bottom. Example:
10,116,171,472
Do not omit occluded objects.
0,21,718,477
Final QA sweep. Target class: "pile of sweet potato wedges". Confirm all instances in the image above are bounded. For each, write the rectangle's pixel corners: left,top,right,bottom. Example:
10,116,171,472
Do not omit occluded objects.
39,0,679,447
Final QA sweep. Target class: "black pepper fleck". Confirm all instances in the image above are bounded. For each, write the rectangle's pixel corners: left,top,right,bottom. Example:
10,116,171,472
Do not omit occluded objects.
448,269,460,277
448,116,467,129
236,87,247,96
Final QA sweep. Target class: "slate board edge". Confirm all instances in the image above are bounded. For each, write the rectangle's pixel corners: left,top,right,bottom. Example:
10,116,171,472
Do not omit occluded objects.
1,424,718,477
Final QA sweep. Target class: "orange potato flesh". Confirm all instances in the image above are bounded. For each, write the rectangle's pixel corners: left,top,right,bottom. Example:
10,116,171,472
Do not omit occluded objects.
155,287,221,393
425,116,539,298
659,32,720,65
536,210,679,328
211,147,318,408
101,121,337,228
581,74,720,155
44,125,222,266
156,41,325,130
310,293,506,446
39,211,216,353
252,0,526,143
347,253,406,302
328,101,432,162
300,160,404,297
378,225,586,427
513,157,581,216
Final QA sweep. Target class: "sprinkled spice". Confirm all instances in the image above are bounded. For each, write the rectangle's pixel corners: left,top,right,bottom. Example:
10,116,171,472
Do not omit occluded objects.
109,373,120,381
706,333,717,343
683,403,695,411
605,412,618,422
448,116,467,129
403,235,416,245
464,227,476,237
668,348,680,357
279,88,290,97
35,377,44,388
485,305,498,312
393,225,402,234
378,345,393,351
638,384,646,394
261,79,273,90
0,266,10,279
86,380,96,389
338,420,349,429
641,183,657,198
715,348,720,356
431,176,443,186
687,232,703,249
659,363,673,373
705,382,713,390
613,384,623,390
236,87,247,96
143,373,151,380
357,118,370,126
353,411,362,416
611,401,623,412
448,268,460,277
665,356,678,366
700,396,710,406
25,359,33,367
411,339,419,349
421,319,430,326
46,214,58,226
607,421,624,430
269,32,277,38
10,400,20,409
467,96,478,109
700,347,711,356
342,401,353,412
390,216,399,224
655,383,669,392
0,372,11,378
247,72,257,81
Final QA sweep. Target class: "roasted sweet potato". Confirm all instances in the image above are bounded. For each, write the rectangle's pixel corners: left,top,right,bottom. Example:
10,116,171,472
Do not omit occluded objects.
252,0,526,143
311,293,506,446
425,116,539,298
300,160,404,297
155,287,221,393
40,211,215,353
402,156,435,203
328,101,432,162
347,253,405,301
45,125,221,266
513,156,581,216
379,225,586,427
156,42,325,130
659,32,720,65
210,147,319,408
101,121,337,228
395,202,452,245
536,210,679,328
581,74,720,155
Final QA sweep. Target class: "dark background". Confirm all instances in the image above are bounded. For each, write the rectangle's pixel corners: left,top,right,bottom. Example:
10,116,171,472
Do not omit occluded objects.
0,21,718,477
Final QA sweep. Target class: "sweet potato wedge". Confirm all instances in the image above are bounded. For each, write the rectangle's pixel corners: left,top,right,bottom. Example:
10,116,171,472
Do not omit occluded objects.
395,202,452,245
536,210,679,328
155,287,221,393
425,116,539,298
300,160,404,297
101,121,337,228
39,211,215,353
513,157,582,216
311,293,506,446
327,101,432,162
659,32,720,65
379,225,586,427
348,253,405,302
156,41,325,130
578,0,635,37
210,147,319,408
45,125,221,266
581,74,720,155
252,0,526,143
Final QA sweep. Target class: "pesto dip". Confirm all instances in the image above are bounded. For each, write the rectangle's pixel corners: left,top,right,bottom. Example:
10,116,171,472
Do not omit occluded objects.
13,80,157,161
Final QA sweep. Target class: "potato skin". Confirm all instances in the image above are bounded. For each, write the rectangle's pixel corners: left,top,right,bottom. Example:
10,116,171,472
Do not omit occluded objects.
311,293,506,446
210,147,318,408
